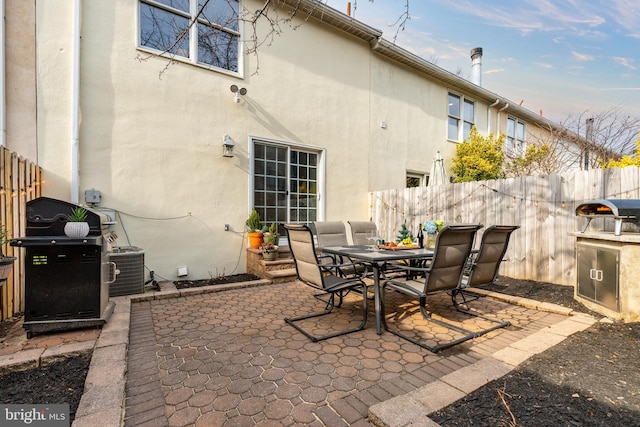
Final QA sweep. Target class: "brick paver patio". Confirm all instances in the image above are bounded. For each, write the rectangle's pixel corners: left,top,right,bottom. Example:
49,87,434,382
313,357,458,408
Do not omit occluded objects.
124,281,568,426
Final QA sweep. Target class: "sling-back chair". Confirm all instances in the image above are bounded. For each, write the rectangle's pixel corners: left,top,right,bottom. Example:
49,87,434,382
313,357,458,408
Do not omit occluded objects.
381,224,510,352
456,225,520,304
348,221,378,246
284,224,369,342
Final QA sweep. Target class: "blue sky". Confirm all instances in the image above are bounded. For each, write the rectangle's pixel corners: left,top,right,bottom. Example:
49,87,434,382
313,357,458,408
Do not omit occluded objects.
324,0,640,124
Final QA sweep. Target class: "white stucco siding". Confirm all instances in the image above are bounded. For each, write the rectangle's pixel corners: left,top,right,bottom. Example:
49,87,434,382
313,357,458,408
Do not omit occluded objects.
34,0,383,278
31,1,560,279
369,55,464,190
5,0,37,159
35,1,76,199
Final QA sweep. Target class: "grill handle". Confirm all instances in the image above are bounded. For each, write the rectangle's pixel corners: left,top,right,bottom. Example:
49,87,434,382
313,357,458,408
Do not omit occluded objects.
105,261,121,284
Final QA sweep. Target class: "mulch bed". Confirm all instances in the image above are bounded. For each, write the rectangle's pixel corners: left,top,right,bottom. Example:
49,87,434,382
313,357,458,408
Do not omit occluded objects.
173,273,260,289
431,277,640,426
0,353,91,422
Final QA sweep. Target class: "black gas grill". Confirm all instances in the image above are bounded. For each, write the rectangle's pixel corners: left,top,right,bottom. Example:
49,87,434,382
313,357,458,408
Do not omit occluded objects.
576,199,640,236
11,197,117,337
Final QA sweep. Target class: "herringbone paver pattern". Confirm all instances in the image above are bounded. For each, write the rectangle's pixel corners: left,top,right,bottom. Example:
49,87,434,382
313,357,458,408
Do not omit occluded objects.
124,281,567,426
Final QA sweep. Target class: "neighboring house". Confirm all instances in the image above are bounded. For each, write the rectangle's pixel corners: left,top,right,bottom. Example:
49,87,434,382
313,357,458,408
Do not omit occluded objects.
4,0,579,279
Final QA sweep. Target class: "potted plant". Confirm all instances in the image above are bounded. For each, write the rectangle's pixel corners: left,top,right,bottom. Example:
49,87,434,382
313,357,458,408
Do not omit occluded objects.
64,206,90,238
264,222,280,246
246,208,265,249
261,241,279,261
0,225,16,281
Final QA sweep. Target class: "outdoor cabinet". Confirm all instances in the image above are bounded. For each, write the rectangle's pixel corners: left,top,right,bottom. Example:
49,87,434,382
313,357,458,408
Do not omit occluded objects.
577,244,619,312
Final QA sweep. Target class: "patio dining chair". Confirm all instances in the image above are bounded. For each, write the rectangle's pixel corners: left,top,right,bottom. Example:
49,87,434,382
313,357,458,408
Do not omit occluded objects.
315,221,349,247
284,224,370,342
348,221,378,246
381,224,511,352
455,225,520,304
315,220,363,276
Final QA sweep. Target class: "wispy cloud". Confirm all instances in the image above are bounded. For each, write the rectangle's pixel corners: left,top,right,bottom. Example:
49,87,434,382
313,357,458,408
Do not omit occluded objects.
597,87,640,91
602,0,640,37
612,56,637,70
441,0,606,37
571,51,594,61
535,62,555,69
484,68,505,74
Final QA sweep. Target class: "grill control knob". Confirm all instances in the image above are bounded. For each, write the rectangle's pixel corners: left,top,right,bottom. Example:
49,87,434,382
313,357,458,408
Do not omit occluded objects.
50,240,56,245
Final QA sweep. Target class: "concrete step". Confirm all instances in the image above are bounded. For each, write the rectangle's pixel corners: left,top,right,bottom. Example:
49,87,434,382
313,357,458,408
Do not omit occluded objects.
264,268,297,284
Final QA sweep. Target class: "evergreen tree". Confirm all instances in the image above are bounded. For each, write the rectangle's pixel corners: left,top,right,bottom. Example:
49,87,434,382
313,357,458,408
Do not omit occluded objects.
396,221,414,243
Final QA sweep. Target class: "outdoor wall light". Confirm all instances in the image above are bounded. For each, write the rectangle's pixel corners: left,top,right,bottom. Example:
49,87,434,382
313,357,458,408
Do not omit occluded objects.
223,134,235,157
230,84,247,103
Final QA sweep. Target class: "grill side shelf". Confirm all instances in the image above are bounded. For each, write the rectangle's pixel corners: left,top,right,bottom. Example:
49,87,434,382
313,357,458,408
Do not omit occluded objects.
11,236,103,247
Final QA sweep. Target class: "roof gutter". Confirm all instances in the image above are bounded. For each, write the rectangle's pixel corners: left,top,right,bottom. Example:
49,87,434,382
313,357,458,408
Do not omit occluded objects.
488,99,499,134
497,102,509,134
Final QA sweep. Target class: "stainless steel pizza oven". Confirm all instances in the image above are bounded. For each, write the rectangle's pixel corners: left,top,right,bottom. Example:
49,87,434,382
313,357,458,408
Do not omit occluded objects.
11,197,117,337
575,199,640,236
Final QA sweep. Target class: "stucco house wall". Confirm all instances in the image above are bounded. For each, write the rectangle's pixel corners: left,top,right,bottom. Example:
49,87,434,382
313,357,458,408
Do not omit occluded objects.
22,0,568,279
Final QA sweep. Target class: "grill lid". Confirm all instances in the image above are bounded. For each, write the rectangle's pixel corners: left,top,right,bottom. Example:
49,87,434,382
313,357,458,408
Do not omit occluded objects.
575,199,640,218
576,199,640,235
25,197,110,236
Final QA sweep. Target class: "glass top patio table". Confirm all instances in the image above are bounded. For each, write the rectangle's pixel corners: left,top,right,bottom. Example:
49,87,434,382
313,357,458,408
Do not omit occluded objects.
320,245,434,334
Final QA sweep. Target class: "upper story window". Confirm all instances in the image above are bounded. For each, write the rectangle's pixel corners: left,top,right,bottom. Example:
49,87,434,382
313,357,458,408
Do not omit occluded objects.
506,117,526,156
447,93,475,142
139,0,240,73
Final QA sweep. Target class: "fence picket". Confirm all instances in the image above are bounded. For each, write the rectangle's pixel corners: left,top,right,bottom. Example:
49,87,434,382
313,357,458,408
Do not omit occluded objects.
0,148,41,320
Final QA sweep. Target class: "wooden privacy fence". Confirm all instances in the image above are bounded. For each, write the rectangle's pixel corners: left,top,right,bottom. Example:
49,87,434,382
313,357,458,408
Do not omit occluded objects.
1,147,42,321
369,166,640,287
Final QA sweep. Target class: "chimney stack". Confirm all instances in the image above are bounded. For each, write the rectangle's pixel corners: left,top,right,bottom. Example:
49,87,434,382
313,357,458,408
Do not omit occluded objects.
470,47,483,86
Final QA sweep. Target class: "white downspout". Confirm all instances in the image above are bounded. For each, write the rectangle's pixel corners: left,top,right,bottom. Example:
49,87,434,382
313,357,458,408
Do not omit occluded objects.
70,0,81,203
497,103,509,134
488,99,499,134
0,0,6,147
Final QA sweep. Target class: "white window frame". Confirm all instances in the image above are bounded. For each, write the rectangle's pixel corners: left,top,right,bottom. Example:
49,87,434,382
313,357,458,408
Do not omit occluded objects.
137,0,243,77
249,137,326,227
447,92,475,142
506,116,526,156
406,171,428,187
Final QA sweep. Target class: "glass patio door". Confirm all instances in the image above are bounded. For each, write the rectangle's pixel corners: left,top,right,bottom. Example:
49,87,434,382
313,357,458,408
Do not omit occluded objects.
252,140,323,232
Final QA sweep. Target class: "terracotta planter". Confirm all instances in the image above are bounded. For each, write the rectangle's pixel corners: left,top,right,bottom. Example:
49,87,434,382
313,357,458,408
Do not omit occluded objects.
248,231,264,249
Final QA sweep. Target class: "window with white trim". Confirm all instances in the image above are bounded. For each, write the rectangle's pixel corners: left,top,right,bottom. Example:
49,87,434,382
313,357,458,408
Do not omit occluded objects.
406,172,427,187
506,117,526,156
139,0,240,73
252,141,323,231
447,93,475,142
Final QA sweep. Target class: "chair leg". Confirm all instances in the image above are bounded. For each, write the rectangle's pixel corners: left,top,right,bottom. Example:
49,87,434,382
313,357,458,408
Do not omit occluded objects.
381,291,510,353
451,290,511,328
285,285,368,342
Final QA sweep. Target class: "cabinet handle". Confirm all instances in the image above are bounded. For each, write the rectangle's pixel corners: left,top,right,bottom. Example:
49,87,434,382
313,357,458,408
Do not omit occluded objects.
589,269,604,281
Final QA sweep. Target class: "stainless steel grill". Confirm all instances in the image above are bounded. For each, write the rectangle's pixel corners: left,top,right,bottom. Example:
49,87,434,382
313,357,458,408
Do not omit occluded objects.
575,199,640,236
